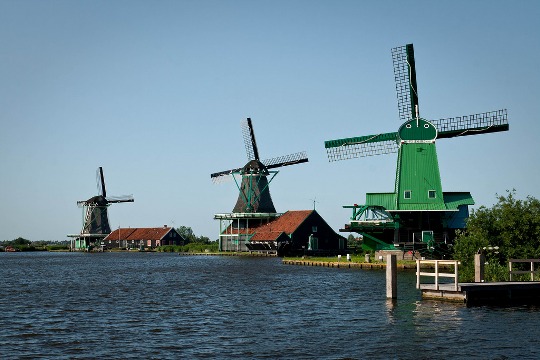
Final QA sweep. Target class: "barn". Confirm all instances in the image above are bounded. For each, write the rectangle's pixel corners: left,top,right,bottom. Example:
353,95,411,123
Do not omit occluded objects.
246,210,346,256
104,226,184,250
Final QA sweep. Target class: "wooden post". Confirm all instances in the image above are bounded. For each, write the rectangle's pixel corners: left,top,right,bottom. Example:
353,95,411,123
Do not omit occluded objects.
454,261,459,291
416,259,420,289
475,253,485,282
435,260,439,290
386,254,397,299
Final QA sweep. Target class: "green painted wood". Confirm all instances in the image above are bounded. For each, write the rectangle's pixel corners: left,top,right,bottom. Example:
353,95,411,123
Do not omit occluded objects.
324,132,398,148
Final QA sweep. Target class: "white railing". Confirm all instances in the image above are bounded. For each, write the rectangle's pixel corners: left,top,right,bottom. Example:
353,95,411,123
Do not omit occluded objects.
416,260,460,291
509,259,540,281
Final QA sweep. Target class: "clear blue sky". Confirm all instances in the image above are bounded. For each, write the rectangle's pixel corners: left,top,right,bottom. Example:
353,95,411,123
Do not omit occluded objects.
1,0,538,241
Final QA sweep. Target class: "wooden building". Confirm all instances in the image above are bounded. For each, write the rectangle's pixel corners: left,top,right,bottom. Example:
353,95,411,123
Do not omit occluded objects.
246,210,346,256
104,226,184,249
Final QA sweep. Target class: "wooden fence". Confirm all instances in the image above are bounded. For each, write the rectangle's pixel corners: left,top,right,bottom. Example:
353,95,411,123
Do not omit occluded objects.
416,260,460,291
509,259,540,281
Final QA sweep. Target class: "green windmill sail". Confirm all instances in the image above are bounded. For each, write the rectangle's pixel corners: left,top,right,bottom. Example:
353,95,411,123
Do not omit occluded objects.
325,44,509,255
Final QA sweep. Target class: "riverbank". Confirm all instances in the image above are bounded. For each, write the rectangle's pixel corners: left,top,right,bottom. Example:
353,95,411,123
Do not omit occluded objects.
178,251,276,257
282,259,417,269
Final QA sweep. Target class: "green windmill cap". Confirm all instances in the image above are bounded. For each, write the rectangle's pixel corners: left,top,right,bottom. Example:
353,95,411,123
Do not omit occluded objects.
398,118,437,143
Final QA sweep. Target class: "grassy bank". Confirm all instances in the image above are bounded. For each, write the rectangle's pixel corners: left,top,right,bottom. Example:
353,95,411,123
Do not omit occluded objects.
157,242,219,253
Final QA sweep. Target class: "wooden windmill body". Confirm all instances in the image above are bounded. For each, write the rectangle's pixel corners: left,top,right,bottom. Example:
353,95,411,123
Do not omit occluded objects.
212,118,308,251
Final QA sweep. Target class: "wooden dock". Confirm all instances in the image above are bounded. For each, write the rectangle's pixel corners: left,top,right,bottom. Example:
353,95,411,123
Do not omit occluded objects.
420,281,540,305
417,259,540,306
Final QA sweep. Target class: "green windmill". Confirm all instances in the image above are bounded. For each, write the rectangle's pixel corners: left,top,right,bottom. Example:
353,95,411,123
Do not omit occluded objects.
325,44,509,255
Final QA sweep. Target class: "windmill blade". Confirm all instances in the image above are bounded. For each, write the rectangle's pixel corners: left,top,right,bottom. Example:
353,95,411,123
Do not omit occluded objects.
106,195,134,203
241,118,260,161
97,167,107,197
324,132,399,162
262,151,309,170
210,167,243,182
392,44,419,122
434,109,509,139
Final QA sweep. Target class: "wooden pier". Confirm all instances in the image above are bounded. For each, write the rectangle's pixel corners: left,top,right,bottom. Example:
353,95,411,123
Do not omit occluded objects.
417,259,540,306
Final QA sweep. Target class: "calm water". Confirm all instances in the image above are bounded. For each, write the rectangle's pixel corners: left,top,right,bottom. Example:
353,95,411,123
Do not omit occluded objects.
1,252,539,359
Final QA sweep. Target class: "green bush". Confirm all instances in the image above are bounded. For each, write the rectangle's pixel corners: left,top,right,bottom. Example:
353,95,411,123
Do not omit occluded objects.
182,243,218,252
46,245,70,251
17,245,37,252
158,245,184,252
157,243,219,253
453,191,540,282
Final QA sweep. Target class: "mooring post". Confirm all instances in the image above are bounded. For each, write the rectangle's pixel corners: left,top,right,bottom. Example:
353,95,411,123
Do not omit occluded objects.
386,254,397,299
475,253,485,282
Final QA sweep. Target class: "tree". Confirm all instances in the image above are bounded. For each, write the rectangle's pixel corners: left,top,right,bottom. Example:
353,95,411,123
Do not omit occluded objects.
195,235,211,244
346,234,355,247
3,237,32,246
174,226,214,244
176,226,196,243
453,190,540,281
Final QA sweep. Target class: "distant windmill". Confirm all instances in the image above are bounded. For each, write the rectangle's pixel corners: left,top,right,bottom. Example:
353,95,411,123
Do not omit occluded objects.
324,44,509,254
211,118,308,213
77,167,134,236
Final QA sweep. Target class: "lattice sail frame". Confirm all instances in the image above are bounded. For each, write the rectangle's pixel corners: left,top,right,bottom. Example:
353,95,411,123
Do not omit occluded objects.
242,118,259,161
433,109,508,138
263,151,309,169
392,44,418,122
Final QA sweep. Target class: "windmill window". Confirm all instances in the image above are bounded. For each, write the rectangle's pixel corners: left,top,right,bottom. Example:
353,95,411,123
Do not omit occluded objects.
404,190,412,199
312,226,318,233
424,124,429,128
406,124,412,128
428,190,436,199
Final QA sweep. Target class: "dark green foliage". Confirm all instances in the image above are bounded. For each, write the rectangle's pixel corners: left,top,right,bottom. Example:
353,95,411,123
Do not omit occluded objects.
453,190,540,281
176,226,196,243
1,238,71,252
1,237,32,246
46,244,70,251
346,234,362,254
175,226,212,244
0,237,34,251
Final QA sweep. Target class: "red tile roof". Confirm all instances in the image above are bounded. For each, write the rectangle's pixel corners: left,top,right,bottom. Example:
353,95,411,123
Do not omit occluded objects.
250,210,313,242
105,227,175,241
260,210,313,233
250,231,286,242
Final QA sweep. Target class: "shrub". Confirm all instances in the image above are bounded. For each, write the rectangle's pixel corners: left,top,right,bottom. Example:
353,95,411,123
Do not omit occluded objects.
453,191,540,282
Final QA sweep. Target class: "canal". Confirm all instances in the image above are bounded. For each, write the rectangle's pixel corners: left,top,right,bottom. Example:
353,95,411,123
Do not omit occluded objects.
1,252,538,359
